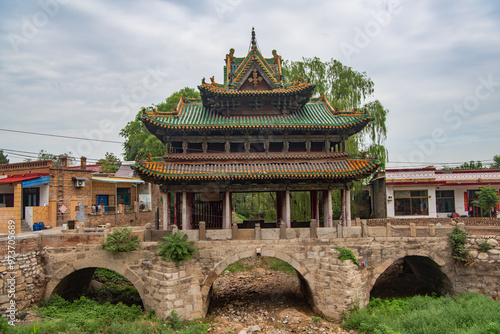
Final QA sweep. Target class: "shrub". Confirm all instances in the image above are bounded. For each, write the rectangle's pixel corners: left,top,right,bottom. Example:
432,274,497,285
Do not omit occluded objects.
335,247,360,265
479,241,492,253
156,232,198,266
102,227,140,254
449,226,470,263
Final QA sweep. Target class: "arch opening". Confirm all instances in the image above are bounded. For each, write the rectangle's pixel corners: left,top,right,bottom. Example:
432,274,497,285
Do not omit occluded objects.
52,267,144,308
370,256,453,299
206,256,315,323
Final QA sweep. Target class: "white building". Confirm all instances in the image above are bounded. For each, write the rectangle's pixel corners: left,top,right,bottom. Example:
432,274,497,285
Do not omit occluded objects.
382,167,500,218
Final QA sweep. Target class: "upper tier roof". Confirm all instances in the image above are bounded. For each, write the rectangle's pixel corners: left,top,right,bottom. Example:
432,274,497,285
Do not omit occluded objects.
197,28,316,115
142,96,371,135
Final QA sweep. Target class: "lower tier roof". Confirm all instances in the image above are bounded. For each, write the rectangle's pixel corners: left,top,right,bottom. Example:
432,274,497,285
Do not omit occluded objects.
134,156,380,185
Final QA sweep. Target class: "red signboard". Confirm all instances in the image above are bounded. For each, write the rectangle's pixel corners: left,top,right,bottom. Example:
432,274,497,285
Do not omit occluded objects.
464,192,468,211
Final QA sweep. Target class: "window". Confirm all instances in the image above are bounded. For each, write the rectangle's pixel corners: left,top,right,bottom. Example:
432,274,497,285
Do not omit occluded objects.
268,142,283,152
310,142,325,152
436,190,455,213
117,188,131,206
394,190,428,216
187,142,203,154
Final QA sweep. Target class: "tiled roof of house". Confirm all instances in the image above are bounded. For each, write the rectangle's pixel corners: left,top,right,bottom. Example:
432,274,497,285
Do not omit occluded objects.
142,97,371,132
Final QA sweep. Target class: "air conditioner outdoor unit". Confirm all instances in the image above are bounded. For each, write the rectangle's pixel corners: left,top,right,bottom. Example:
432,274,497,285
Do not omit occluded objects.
75,180,85,187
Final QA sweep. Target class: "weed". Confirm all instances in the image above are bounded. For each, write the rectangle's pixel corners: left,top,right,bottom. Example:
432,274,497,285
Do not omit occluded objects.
102,227,140,254
449,226,471,263
156,231,198,266
334,247,360,265
223,261,254,273
267,257,296,274
479,241,492,253
312,316,321,324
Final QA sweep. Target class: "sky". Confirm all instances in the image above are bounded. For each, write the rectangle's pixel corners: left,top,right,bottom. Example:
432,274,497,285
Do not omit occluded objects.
1,0,499,169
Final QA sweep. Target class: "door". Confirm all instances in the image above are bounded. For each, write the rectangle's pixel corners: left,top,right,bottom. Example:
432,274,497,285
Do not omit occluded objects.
468,190,484,217
96,195,108,214
22,188,40,219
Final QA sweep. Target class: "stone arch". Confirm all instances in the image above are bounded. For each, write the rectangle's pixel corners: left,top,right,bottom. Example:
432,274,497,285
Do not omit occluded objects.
369,248,447,289
44,255,146,307
369,252,453,299
200,247,316,316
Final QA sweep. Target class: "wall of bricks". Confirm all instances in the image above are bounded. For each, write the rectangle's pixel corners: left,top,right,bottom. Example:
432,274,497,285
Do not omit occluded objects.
0,184,22,234
85,211,155,227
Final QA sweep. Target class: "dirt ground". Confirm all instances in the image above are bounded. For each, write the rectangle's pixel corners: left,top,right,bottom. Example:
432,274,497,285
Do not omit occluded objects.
206,259,353,333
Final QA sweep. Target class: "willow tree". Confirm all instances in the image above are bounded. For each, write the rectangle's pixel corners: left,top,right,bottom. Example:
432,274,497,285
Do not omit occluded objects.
283,57,389,219
283,57,388,166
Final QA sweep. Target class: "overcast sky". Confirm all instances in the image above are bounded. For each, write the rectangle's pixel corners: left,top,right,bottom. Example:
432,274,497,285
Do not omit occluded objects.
1,0,499,168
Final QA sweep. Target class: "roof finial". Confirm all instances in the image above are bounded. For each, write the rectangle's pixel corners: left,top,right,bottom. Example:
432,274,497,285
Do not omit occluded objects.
251,27,256,49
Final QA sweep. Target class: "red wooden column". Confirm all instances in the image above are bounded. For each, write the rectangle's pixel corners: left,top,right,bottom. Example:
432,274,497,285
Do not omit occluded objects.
285,189,291,228
310,190,320,226
276,191,283,224
161,192,170,230
187,192,195,229
341,189,347,226
182,191,188,230
346,187,351,227
175,192,181,227
223,190,232,229
322,190,333,227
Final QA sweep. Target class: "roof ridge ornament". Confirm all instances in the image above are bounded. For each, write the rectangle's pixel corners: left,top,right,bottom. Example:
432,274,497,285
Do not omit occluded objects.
250,27,257,53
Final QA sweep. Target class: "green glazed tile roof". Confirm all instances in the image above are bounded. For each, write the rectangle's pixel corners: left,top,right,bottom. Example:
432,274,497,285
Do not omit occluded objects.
134,156,380,184
142,98,371,131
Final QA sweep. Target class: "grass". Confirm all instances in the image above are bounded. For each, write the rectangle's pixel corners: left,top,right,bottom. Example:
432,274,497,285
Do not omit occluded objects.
223,257,296,275
0,295,208,334
342,293,500,334
93,268,130,284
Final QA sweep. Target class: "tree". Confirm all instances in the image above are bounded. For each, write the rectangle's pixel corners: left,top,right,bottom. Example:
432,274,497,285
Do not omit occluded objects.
0,150,9,164
457,160,483,169
491,155,500,169
120,87,200,161
29,150,75,167
282,57,389,166
473,185,500,218
96,152,121,174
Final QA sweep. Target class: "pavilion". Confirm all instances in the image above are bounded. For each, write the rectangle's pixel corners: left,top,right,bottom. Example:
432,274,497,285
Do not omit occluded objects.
134,29,380,230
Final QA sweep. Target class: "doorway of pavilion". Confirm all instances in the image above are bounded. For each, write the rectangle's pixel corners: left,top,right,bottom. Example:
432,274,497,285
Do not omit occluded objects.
163,189,340,230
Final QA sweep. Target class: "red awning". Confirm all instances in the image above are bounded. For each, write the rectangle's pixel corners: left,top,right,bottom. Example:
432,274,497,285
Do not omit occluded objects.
0,173,50,184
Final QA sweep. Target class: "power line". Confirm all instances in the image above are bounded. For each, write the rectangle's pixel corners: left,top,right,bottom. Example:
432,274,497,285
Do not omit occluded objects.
1,148,104,163
0,128,123,144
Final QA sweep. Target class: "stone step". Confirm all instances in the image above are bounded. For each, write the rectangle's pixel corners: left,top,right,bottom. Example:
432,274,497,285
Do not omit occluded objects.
21,220,31,233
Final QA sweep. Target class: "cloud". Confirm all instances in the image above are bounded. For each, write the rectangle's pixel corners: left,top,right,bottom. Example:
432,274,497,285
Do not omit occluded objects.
0,0,499,166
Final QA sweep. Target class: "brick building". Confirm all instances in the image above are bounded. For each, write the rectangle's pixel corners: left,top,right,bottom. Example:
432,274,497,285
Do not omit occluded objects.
0,158,161,233
0,157,92,233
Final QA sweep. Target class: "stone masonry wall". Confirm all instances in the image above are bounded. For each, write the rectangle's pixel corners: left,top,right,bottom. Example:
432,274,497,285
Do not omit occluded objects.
452,235,500,298
0,235,45,321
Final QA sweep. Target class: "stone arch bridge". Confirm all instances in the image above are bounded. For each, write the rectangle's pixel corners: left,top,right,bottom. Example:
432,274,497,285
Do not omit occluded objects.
3,223,499,321
43,236,455,320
